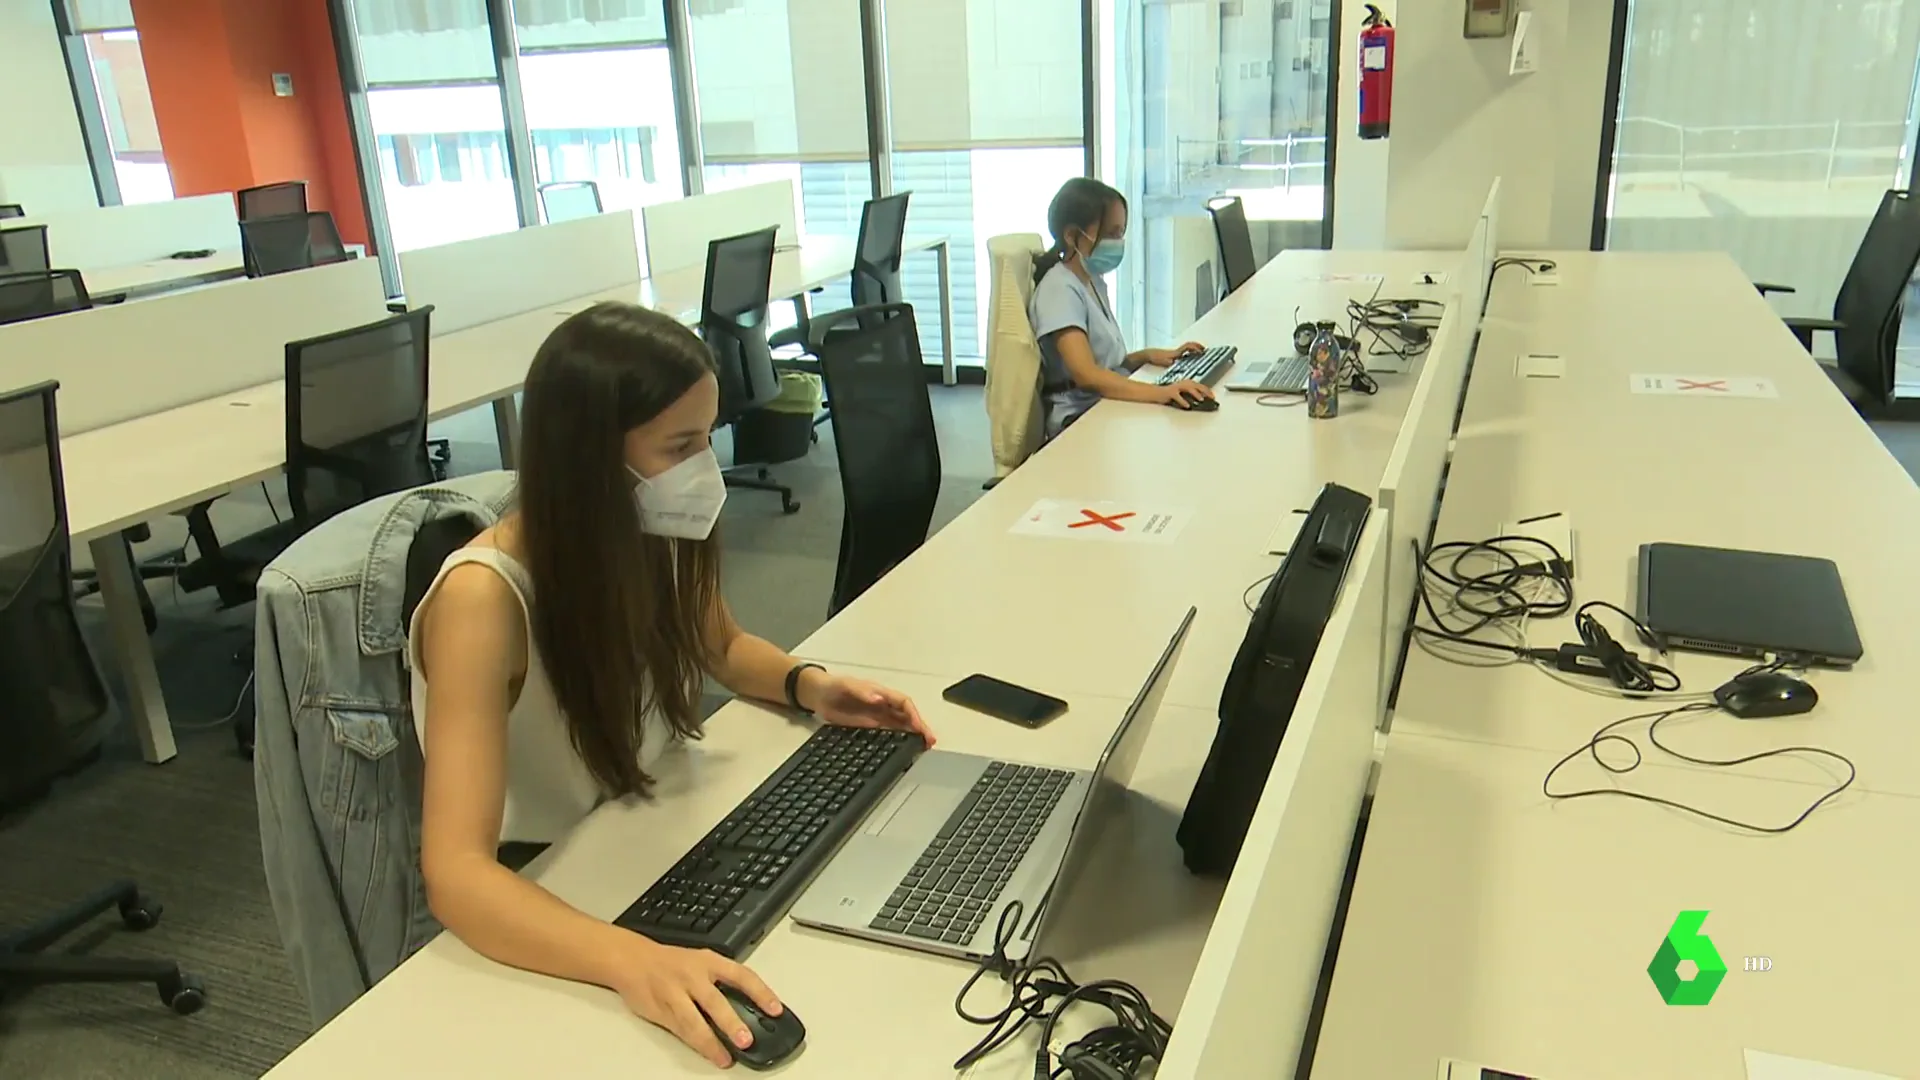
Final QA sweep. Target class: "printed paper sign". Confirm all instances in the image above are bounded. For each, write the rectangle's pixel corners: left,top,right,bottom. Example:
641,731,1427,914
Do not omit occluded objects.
1744,1050,1900,1080
1010,500,1191,544
1303,272,1385,284
1630,374,1778,399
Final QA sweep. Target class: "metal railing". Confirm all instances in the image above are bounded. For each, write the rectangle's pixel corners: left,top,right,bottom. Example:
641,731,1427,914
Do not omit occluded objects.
1614,117,1910,189
1153,134,1328,199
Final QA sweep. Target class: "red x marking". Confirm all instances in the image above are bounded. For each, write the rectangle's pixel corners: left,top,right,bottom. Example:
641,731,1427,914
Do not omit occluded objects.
1069,509,1136,531
1676,379,1729,392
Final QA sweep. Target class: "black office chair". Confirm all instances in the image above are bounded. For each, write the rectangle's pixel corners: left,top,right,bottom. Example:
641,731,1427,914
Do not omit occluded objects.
703,227,800,514
0,204,24,219
1206,196,1258,297
809,303,940,614
0,225,51,275
237,181,308,223
1761,188,1920,412
770,193,912,355
242,211,350,278
537,180,603,224
0,380,207,1016
0,270,90,327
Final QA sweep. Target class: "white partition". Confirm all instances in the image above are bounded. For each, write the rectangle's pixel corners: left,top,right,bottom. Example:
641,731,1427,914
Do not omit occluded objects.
640,180,797,276
1156,513,1390,1079
0,258,388,435
398,211,641,333
20,194,238,269
1457,215,1491,334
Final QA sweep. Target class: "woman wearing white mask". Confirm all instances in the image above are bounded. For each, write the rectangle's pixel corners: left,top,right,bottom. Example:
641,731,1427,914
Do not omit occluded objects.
1028,177,1214,438
408,302,932,1070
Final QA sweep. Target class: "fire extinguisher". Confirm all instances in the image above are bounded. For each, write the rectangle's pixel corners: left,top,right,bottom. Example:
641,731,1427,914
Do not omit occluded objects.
1358,4,1394,140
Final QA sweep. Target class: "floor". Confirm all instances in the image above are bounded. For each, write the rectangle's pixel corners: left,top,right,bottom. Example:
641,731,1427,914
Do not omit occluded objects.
0,385,994,1080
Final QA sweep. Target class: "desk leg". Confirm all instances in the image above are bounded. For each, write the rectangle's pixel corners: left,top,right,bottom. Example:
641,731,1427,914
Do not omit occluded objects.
89,533,176,765
492,396,521,469
936,241,956,386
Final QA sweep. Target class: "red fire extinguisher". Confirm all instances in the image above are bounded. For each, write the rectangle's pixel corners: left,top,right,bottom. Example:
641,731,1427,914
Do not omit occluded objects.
1358,4,1394,140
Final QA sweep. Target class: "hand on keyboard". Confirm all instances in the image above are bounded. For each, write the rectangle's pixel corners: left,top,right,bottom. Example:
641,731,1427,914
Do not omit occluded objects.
811,673,936,747
616,937,784,1068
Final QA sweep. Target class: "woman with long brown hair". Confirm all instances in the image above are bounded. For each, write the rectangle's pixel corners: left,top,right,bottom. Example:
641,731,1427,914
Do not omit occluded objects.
407,302,932,1069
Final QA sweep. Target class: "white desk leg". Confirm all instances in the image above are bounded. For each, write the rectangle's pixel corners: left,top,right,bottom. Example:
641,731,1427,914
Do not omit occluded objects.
89,533,176,764
936,241,956,386
492,396,521,469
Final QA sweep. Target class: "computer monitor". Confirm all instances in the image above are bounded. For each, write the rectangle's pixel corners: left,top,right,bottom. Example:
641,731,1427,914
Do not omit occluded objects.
1155,512,1389,1079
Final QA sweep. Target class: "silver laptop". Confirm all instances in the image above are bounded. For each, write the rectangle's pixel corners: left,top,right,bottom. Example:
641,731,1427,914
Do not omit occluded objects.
789,608,1194,961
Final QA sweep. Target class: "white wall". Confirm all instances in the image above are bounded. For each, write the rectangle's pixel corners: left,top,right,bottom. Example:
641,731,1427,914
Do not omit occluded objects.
0,0,98,212
1332,0,1392,249
1372,0,1614,251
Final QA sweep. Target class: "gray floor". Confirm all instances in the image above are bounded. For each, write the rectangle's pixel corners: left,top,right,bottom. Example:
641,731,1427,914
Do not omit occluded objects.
0,385,993,1080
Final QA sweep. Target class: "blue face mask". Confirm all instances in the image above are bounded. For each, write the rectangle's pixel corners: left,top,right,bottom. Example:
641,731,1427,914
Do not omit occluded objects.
1082,237,1125,276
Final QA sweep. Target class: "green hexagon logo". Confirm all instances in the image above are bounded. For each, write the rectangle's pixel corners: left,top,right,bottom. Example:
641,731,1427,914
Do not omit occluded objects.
1648,910,1727,1006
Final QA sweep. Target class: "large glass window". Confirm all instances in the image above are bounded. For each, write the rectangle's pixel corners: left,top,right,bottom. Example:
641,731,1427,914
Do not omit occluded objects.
80,29,172,204
881,0,1086,365
1598,1,1920,396
349,0,517,253
1113,0,1335,346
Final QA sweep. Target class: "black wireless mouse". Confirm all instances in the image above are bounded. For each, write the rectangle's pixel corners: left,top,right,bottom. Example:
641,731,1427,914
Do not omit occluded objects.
707,985,805,1070
1184,396,1219,412
1713,671,1817,719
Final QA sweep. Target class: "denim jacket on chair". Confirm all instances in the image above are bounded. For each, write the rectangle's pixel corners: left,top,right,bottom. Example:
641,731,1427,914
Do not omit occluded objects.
253,470,516,1029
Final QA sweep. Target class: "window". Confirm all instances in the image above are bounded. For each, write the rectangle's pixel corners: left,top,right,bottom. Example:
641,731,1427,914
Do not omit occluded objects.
366,83,518,251
519,47,684,222
81,29,172,204
1598,1,1920,396
881,0,1086,365
1112,0,1335,345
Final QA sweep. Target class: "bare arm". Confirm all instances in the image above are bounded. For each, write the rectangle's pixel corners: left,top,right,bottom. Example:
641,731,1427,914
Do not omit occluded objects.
1050,327,1168,404
702,598,832,714
415,564,648,988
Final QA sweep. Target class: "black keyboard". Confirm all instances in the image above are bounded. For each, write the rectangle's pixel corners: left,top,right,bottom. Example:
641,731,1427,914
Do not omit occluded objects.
1155,345,1238,387
615,726,924,956
868,762,1074,945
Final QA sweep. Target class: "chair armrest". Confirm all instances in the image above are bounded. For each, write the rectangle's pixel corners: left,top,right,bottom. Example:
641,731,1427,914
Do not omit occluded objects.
1782,316,1844,351
1754,282,1796,296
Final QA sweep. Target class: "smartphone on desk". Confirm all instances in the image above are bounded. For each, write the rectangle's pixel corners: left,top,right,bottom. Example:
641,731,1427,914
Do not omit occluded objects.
942,674,1068,729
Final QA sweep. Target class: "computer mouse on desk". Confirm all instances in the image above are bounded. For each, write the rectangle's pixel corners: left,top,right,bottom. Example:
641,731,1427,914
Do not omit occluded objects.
1714,671,1817,719
1182,396,1219,412
706,984,805,1070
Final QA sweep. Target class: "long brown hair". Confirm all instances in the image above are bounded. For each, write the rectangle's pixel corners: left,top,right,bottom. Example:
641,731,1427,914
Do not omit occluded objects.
516,302,721,797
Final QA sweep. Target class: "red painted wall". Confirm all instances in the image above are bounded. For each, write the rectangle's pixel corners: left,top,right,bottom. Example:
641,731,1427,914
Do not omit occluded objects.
131,0,370,249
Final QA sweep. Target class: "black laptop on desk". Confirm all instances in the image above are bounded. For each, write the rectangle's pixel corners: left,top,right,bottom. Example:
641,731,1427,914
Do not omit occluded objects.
1635,542,1863,668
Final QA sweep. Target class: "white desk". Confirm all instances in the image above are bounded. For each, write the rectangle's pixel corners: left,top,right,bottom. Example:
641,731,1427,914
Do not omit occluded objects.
81,247,246,302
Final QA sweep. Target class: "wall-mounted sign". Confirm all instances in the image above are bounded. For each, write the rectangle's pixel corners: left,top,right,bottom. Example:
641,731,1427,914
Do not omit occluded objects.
272,73,294,97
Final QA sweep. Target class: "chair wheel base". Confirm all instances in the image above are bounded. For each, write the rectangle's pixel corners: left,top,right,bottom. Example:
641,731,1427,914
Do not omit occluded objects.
160,973,207,1016
781,496,801,515
118,895,162,932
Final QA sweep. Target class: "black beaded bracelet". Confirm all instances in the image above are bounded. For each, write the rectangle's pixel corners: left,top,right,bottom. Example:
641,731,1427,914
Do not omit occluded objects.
785,662,825,714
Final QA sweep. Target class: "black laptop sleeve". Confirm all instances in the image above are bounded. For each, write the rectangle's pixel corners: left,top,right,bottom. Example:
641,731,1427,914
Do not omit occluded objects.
1176,482,1372,877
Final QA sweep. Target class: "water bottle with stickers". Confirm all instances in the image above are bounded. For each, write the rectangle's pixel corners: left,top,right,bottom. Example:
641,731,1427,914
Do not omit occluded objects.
1306,321,1341,419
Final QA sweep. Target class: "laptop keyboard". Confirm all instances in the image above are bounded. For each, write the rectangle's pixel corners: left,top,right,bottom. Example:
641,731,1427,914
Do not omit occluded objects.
1255,355,1314,393
1155,345,1239,387
868,762,1075,945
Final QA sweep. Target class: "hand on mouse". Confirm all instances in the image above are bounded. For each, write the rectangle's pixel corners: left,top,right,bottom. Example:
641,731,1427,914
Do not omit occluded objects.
617,939,783,1068
1156,379,1214,408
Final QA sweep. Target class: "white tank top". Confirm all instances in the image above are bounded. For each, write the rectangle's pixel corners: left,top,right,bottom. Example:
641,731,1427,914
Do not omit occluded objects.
407,547,672,844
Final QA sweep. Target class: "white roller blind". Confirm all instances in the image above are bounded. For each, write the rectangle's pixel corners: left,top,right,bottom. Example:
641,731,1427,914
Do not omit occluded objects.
352,0,499,85
65,0,135,32
515,0,666,49
884,0,1083,152
689,0,868,163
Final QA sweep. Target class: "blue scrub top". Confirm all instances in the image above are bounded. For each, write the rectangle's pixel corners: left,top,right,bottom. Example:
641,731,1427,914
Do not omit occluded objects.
1029,261,1129,437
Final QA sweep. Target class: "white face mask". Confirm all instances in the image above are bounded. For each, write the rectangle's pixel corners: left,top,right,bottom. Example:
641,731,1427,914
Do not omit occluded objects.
630,448,727,540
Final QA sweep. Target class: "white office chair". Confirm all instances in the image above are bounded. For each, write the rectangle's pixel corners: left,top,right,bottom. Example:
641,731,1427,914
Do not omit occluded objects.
984,233,1046,485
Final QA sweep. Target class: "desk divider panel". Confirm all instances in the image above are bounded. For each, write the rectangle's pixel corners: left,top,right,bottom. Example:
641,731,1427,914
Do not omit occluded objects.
1155,514,1389,1080
398,211,641,334
0,258,389,436
640,180,797,277
20,193,239,269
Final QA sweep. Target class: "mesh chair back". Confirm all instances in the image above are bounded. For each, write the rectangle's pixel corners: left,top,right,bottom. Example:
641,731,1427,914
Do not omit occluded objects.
243,211,348,277
0,381,110,808
0,204,24,219
703,227,783,424
538,180,604,224
814,303,941,614
1207,197,1258,295
0,225,51,274
0,270,92,327
286,307,437,524
238,181,309,223
851,193,911,313
1832,188,1920,402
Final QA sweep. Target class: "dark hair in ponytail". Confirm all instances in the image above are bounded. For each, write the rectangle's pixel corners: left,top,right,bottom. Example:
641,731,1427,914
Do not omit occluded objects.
1032,177,1127,285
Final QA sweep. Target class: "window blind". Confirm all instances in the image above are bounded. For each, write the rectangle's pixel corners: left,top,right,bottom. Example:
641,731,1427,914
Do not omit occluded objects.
515,0,666,50
351,0,498,85
689,0,869,163
883,0,1083,152
65,0,135,32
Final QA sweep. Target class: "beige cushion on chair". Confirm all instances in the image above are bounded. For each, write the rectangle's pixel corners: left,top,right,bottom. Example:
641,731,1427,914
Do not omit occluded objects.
985,233,1047,479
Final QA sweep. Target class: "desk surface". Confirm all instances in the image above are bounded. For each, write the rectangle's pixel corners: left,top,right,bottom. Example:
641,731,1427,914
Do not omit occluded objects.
263,661,1226,1080
1388,252,1920,799
81,247,246,299
1310,732,1920,1080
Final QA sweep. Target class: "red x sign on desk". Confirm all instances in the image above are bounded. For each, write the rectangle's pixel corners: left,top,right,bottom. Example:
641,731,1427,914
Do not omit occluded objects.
1676,378,1729,392
1069,509,1136,531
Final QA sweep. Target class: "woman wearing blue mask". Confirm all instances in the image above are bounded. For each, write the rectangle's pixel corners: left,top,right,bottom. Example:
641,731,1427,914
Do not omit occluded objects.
1029,177,1214,438
407,302,933,1070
